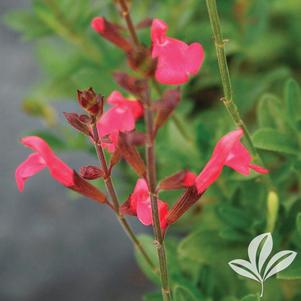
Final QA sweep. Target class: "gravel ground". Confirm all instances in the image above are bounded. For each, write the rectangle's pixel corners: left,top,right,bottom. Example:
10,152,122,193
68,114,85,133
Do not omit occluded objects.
0,1,152,300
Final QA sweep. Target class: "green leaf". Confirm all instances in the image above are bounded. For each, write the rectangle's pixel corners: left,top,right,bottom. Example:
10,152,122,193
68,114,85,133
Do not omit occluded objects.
277,255,301,280
241,294,260,301
253,128,299,155
284,78,301,125
219,227,249,243
217,204,253,230
256,94,285,130
173,285,198,301
178,229,242,265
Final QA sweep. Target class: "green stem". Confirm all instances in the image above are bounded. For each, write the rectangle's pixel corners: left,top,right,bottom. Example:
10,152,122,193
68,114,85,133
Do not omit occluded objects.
91,125,157,275
205,0,275,190
143,90,172,301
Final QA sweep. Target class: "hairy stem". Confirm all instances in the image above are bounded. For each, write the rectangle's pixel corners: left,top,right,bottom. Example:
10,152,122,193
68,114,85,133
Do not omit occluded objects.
143,90,172,301
205,0,275,190
91,125,157,274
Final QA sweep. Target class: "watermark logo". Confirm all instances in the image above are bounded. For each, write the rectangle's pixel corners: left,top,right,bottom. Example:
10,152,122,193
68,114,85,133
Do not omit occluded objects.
228,233,297,297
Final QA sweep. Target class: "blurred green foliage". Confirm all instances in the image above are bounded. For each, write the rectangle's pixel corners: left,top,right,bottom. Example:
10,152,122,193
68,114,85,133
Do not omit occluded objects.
4,0,301,300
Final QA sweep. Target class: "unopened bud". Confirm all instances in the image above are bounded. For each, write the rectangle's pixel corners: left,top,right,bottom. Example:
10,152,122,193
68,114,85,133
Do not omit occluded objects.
154,88,181,136
77,88,103,117
80,165,104,180
91,17,132,52
113,72,147,97
266,190,279,232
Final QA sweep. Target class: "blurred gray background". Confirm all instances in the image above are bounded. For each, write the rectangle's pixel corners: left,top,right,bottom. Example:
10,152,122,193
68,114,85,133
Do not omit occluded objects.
0,1,152,300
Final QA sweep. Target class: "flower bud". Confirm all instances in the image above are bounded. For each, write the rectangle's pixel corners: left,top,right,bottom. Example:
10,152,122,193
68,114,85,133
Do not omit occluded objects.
266,190,279,232
77,88,103,117
113,72,147,97
91,17,132,52
80,165,104,180
154,88,181,135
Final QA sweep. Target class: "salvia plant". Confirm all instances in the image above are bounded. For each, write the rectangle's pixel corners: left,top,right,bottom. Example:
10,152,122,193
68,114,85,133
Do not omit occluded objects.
8,0,301,300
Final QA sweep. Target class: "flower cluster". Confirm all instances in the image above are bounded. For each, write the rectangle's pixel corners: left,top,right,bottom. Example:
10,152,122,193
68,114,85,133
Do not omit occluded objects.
91,17,205,85
16,17,268,237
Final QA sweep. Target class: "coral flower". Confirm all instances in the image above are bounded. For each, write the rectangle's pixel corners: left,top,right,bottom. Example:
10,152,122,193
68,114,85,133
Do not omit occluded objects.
121,179,168,230
151,18,205,85
16,136,74,191
16,136,106,203
97,91,143,152
165,129,268,227
195,128,268,194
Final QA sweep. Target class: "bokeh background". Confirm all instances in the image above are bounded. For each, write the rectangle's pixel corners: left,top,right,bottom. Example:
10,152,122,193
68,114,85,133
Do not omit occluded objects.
1,0,301,301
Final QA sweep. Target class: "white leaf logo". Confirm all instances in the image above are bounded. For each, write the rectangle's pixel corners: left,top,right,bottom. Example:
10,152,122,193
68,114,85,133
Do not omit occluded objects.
229,233,297,298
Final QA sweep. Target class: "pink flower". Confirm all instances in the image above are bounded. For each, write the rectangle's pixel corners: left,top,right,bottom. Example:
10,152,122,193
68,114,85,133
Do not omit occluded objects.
121,178,168,230
195,128,268,194
97,91,143,152
16,136,106,203
151,19,205,85
16,136,74,191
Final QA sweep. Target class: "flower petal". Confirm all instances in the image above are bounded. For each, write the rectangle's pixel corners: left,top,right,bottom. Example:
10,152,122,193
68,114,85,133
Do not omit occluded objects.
151,18,204,85
195,129,243,193
124,178,169,230
15,152,46,192
107,91,143,119
97,106,135,137
20,136,74,187
249,163,269,174
225,140,252,176
137,196,153,225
